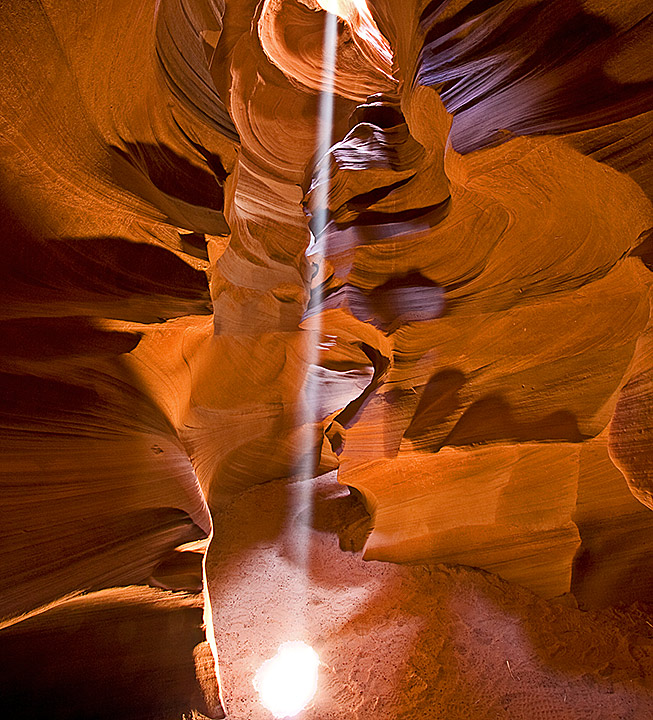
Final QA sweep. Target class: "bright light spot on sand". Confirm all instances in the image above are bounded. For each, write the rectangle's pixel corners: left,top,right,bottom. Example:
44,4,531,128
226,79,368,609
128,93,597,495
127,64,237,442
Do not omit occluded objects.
254,641,320,718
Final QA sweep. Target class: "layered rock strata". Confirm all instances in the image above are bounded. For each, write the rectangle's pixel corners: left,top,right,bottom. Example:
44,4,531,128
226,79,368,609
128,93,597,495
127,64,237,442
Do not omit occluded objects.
1,0,653,717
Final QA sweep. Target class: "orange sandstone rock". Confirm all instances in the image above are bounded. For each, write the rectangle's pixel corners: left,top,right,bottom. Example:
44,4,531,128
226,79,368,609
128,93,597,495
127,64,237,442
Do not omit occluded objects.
0,0,653,717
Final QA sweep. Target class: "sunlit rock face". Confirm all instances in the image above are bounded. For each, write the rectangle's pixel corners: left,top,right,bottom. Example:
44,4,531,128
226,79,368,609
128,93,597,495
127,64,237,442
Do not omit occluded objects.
1,0,653,717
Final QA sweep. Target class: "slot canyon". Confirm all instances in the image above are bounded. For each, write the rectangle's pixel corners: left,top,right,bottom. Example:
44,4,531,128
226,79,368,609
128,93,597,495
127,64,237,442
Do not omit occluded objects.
2,0,653,717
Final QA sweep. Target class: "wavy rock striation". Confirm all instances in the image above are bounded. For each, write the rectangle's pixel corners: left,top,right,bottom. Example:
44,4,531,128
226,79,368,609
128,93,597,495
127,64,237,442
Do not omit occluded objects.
1,0,653,717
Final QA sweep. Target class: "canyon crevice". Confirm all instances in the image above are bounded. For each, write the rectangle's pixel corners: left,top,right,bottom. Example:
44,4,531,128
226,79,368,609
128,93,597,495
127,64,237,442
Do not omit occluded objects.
1,0,653,718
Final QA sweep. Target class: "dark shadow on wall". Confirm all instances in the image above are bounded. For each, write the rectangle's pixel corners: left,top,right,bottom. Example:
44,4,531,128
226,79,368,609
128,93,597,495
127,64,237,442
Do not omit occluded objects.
111,142,227,212
404,368,466,444
0,186,212,323
0,316,142,361
108,142,230,237
443,394,586,446
3,233,212,323
418,0,653,153
0,587,224,720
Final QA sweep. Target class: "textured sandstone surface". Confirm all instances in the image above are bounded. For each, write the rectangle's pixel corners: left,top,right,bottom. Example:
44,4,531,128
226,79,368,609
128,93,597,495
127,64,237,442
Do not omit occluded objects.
1,0,653,717
208,473,653,720
0,586,222,719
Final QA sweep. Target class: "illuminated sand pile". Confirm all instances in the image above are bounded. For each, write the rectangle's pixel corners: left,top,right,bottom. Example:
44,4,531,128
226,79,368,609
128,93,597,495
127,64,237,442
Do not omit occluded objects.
1,0,653,718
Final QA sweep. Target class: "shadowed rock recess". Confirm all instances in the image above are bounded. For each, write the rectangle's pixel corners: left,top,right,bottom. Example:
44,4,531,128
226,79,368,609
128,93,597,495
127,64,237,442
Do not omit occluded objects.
1,0,653,718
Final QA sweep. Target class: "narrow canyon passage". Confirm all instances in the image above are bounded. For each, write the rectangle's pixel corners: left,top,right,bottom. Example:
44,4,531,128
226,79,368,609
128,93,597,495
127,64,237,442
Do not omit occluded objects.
1,0,653,718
